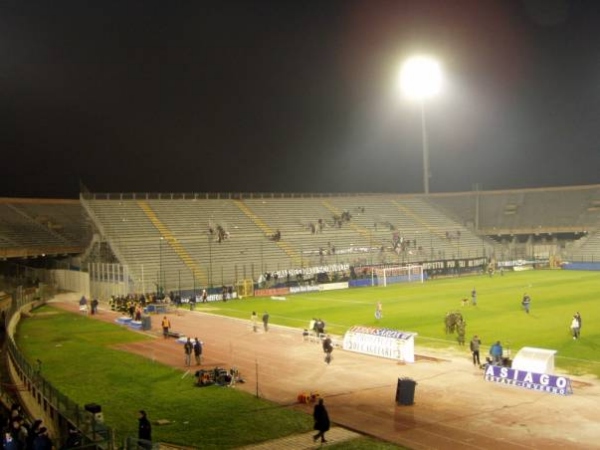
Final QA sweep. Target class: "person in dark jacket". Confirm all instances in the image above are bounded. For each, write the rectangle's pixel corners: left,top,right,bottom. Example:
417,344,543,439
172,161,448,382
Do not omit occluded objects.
3,431,18,450
193,338,203,365
32,427,52,450
60,424,82,450
470,335,482,367
312,398,330,443
138,410,152,450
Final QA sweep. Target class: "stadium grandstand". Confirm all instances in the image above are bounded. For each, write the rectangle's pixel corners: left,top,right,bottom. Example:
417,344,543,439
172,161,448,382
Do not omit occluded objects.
1,184,600,450
1,184,599,299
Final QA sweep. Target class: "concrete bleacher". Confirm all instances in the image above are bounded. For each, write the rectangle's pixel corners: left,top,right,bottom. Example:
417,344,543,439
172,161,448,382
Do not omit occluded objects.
0,199,89,257
83,197,297,292
428,185,600,234
565,230,600,262
82,193,496,291
4,186,600,293
323,195,492,260
75,186,600,291
10,200,91,245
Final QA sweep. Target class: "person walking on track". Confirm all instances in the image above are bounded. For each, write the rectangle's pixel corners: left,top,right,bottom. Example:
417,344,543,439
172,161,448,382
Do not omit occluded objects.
161,316,171,339
313,398,330,443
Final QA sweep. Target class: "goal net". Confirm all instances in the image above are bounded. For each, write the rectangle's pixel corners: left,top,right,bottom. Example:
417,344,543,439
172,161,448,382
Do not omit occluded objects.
372,265,424,287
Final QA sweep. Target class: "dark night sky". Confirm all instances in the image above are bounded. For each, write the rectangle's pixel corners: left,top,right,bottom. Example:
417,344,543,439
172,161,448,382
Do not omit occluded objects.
1,0,599,198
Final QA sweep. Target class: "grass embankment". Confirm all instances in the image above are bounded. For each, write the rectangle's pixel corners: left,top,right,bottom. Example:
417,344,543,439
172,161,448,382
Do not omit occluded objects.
17,307,404,449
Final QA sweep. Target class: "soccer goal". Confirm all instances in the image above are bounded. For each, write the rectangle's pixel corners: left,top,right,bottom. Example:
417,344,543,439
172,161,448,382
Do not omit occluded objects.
372,265,424,287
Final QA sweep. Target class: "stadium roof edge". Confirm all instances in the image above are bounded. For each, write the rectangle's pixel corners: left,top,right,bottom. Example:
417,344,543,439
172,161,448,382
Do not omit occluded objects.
0,197,81,204
79,184,600,201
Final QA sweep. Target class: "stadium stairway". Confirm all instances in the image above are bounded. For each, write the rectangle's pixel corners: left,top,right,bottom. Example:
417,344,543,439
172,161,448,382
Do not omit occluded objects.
137,200,208,285
321,199,372,240
234,427,361,449
234,200,302,266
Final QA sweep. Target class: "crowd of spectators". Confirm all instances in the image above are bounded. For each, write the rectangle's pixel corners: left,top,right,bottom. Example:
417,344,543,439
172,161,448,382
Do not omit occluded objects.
1,404,54,450
108,292,173,315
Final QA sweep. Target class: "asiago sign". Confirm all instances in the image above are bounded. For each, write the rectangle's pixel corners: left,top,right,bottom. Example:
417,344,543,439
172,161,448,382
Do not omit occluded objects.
484,365,572,396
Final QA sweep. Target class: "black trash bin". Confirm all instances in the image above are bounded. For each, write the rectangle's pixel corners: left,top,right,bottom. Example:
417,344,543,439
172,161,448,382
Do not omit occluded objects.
396,377,417,405
141,315,152,331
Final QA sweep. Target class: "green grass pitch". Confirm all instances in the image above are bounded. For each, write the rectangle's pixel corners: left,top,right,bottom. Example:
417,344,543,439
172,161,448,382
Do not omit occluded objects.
208,270,600,378
15,269,597,448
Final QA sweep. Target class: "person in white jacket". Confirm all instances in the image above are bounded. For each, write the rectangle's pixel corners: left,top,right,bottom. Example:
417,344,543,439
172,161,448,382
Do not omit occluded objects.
570,315,580,340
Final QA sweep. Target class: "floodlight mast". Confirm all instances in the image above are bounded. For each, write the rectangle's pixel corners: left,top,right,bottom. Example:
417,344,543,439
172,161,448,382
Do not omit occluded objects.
399,55,442,194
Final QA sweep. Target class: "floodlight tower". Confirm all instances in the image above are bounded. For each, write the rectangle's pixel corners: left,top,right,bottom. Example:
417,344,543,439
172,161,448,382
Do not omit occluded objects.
399,55,442,194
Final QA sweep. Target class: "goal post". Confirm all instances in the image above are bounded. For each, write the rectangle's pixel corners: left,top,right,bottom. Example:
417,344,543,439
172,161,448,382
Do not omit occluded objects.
236,279,254,298
372,265,424,287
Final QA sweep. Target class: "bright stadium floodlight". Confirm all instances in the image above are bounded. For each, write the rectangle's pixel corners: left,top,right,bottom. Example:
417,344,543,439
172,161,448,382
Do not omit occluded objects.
398,55,442,194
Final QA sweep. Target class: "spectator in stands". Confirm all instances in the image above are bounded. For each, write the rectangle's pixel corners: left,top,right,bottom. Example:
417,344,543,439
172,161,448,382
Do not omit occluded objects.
62,424,82,449
33,427,53,450
216,225,226,243
26,419,43,449
10,402,23,421
9,419,27,449
161,316,171,339
138,410,152,450
3,431,17,450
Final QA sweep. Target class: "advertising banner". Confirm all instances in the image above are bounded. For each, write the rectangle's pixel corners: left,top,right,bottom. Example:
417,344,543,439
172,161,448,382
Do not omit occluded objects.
484,365,572,395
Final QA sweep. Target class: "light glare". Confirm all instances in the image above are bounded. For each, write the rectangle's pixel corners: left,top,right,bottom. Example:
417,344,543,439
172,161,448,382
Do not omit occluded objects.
399,56,442,100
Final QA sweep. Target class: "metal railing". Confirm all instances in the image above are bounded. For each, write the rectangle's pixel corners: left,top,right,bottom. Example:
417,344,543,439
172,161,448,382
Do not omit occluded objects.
4,284,113,449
